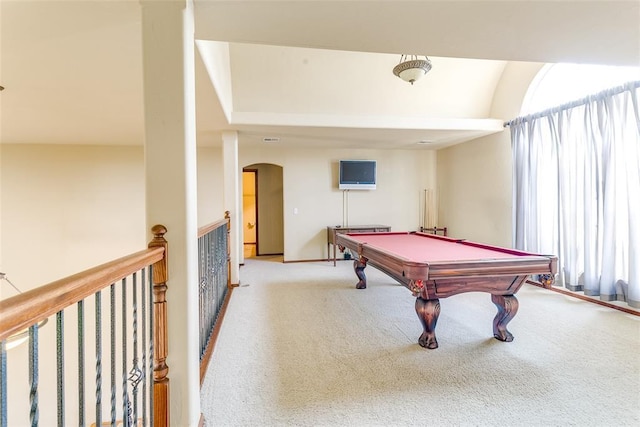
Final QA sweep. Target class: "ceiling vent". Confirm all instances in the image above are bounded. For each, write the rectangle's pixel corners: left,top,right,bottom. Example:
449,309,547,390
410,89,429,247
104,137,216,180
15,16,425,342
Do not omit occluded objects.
262,137,280,143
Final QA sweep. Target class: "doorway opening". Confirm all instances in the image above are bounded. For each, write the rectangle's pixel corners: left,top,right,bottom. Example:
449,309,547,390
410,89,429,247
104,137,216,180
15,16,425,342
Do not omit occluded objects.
242,170,258,258
242,164,284,260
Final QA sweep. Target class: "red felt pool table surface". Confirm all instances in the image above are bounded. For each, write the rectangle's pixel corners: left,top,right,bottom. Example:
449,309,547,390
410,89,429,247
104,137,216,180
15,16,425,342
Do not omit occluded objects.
344,232,528,262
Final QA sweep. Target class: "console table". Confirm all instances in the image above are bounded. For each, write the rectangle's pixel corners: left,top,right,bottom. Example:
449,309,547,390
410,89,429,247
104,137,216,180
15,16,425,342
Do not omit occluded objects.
327,224,391,266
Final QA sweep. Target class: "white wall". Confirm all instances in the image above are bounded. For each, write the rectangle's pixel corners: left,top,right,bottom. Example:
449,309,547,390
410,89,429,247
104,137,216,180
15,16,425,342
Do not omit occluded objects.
0,144,147,426
1,141,437,277
437,136,512,246
0,144,146,290
197,146,225,226
0,144,227,291
1,141,436,278
437,62,543,247
239,145,437,261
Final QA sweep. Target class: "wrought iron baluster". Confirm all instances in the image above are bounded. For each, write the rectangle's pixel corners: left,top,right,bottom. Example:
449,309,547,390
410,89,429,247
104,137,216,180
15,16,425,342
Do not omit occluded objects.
77,300,85,426
207,232,212,349
110,283,116,426
210,231,216,327
214,230,219,314
95,291,102,427
206,232,212,324
29,323,39,427
1,340,6,427
121,278,131,427
211,231,220,310
215,228,221,311
148,266,154,427
141,268,148,427
128,272,143,427
198,236,205,359
56,311,65,427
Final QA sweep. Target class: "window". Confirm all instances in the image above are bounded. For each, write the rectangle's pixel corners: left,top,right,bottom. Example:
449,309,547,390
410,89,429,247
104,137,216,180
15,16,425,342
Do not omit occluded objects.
511,63,640,307
521,63,640,115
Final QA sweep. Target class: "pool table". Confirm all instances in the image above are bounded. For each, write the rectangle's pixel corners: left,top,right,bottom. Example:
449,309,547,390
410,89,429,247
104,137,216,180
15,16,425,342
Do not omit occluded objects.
335,231,557,349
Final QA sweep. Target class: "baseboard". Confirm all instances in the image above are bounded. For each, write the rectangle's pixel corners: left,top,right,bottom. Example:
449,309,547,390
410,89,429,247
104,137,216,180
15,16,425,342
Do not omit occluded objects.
283,258,336,263
527,280,639,316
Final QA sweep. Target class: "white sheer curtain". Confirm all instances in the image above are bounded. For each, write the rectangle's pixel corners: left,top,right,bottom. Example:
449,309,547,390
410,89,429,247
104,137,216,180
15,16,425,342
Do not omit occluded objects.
511,81,640,308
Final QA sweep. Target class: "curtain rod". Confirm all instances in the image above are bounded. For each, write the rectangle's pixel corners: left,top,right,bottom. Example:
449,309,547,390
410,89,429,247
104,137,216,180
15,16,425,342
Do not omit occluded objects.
503,80,640,128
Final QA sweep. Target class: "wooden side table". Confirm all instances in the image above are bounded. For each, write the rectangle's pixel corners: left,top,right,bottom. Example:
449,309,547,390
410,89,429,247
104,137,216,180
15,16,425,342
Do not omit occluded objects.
327,225,391,266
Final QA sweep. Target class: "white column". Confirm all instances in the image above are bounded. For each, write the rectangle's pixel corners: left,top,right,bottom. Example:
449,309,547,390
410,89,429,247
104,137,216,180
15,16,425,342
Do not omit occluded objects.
0,2,4,271
222,131,241,285
140,0,200,426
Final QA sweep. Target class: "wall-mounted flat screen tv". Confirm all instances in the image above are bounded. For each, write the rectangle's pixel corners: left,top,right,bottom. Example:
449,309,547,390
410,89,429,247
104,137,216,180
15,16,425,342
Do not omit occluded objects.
339,160,377,190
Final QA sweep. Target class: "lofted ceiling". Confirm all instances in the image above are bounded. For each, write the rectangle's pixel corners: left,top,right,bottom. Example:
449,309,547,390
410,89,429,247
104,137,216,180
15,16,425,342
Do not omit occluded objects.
1,0,639,150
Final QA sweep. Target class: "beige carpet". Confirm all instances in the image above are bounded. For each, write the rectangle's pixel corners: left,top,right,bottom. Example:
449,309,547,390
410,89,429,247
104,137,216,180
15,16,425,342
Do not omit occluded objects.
201,257,640,426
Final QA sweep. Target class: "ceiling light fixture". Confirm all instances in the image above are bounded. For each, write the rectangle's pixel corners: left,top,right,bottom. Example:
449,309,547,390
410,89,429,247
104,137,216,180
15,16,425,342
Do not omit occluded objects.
393,55,432,85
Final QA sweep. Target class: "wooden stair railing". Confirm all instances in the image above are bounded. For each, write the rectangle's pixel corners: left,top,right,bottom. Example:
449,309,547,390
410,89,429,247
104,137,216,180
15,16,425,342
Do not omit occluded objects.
0,225,170,427
198,211,234,386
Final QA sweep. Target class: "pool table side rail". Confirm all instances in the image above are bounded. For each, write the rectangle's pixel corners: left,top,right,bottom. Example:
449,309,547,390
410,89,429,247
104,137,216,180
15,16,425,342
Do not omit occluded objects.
407,257,557,280
456,239,555,257
368,259,531,299
410,231,463,243
335,232,558,297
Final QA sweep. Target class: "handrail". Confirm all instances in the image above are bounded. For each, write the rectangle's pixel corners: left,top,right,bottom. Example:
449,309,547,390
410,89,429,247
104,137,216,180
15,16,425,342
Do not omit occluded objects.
0,247,164,342
198,217,229,238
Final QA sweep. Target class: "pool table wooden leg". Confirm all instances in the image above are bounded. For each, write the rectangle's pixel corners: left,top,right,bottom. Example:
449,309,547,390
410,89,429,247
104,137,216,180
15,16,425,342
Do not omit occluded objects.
353,257,367,289
491,294,519,342
415,297,441,349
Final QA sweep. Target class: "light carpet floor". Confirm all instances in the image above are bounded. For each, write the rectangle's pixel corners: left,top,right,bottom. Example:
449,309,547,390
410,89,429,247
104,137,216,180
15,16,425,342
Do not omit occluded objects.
201,257,640,426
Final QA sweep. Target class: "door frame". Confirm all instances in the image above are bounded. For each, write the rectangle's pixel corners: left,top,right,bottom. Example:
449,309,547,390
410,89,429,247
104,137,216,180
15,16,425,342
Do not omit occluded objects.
242,168,259,257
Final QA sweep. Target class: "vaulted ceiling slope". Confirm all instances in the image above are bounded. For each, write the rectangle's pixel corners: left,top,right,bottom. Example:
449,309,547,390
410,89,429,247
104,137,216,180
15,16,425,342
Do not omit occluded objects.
1,1,639,149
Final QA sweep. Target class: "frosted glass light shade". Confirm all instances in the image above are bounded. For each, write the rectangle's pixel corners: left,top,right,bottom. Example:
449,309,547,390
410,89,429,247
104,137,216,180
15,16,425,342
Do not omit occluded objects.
393,55,433,85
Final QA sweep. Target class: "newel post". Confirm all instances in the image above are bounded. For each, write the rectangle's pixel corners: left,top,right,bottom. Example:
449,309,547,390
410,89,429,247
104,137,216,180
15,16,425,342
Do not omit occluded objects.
225,211,233,289
148,225,169,427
